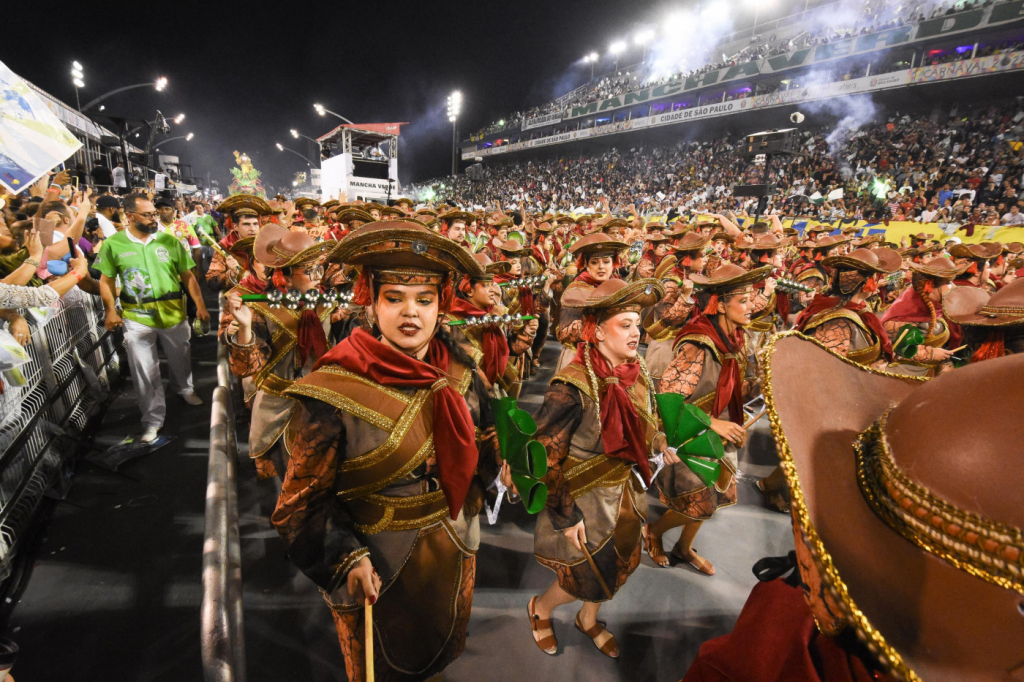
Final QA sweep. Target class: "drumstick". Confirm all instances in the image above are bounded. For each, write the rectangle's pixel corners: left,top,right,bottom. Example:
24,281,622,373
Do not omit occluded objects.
949,345,968,353
365,602,374,682
580,542,613,600
743,407,768,430
893,327,910,350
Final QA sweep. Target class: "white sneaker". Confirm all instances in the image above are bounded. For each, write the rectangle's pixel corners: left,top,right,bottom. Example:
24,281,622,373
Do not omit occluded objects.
140,426,160,444
180,391,203,406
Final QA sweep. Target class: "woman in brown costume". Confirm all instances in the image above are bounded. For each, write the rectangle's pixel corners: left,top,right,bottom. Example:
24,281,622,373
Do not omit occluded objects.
271,221,500,682
527,278,665,659
553,233,629,370
642,231,708,390
645,264,770,574
943,276,1024,360
880,255,966,377
222,224,337,479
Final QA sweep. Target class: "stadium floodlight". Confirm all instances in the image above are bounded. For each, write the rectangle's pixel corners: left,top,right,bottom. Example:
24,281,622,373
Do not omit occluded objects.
72,78,85,88
69,60,89,169
291,129,300,138
276,143,284,151
634,30,654,45
156,77,168,91
186,132,194,141
446,91,462,176
314,103,326,115
173,113,185,124
72,61,83,71
609,41,626,55
584,51,600,79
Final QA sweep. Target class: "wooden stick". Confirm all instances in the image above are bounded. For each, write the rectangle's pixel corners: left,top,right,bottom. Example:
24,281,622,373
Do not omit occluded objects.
949,344,968,353
365,602,374,682
743,407,768,430
893,327,910,351
580,541,613,600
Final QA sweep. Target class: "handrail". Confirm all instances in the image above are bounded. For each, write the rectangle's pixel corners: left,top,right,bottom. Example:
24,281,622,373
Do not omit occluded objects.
201,344,245,681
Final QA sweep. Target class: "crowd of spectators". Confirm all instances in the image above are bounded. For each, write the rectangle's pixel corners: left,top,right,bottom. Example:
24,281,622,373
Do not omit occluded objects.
470,0,1007,140
0,172,226,442
419,102,1024,234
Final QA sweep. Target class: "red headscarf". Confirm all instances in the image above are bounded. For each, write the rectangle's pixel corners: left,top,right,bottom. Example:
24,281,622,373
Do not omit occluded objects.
314,328,478,519
795,295,894,361
674,314,745,424
571,344,651,485
449,297,510,386
238,272,268,294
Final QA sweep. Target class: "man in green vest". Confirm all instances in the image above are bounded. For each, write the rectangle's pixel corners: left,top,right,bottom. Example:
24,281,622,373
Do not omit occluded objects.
94,194,210,443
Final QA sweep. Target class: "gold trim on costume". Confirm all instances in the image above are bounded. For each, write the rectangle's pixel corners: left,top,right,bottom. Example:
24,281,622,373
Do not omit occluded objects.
763,330,927,682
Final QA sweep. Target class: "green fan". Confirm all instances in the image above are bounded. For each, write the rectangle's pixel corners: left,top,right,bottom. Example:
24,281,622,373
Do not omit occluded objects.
471,233,488,253
491,397,548,514
892,324,925,359
655,393,726,488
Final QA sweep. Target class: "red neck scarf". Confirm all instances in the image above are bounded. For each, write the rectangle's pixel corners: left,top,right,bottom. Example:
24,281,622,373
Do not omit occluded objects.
314,328,478,519
220,232,239,249
449,297,510,386
238,273,269,294
795,295,894,361
574,271,605,287
880,287,962,347
531,244,549,265
571,344,651,485
674,314,745,424
297,308,328,366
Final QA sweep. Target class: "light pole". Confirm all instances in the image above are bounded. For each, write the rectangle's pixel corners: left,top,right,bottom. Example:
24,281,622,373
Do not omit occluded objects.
313,103,355,125
70,61,92,165
276,142,316,167
634,30,654,63
447,91,462,177
610,41,626,73
291,128,322,162
583,52,599,81
153,132,193,152
81,77,168,111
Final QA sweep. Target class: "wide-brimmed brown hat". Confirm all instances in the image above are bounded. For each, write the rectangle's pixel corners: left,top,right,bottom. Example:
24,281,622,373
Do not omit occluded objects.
568,233,628,258
474,252,512,277
735,234,785,252
562,277,664,312
908,255,968,279
438,210,477,225
332,220,483,279
335,207,374,225
226,236,256,269
690,264,771,291
645,233,671,244
852,233,884,249
253,223,336,268
217,193,272,216
950,242,1001,261
670,231,710,253
593,217,629,233
805,224,833,235
534,221,556,234
1001,242,1023,255
378,205,406,219
822,247,901,274
294,197,321,212
415,208,439,219
710,230,735,244
322,199,340,211
497,238,530,258
763,333,1024,681
943,277,1024,327
664,223,694,239
574,213,595,225
393,197,415,208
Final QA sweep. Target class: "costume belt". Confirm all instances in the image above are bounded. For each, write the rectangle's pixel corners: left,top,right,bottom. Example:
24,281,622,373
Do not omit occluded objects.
564,454,632,499
259,372,294,396
347,490,450,535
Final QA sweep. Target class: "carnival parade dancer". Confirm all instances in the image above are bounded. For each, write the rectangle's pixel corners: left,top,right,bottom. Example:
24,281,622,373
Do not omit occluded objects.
943,276,1024,360
683,335,1024,682
645,264,769,574
642,231,707,390
448,252,538,398
880,255,966,377
527,278,665,659
205,194,270,291
271,221,501,681
221,224,337,480
553,234,629,371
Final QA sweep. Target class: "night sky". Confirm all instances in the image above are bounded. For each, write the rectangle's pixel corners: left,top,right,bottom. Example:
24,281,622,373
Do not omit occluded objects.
4,0,775,193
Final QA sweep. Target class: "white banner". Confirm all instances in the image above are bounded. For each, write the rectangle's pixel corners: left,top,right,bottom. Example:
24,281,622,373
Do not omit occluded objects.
522,111,563,130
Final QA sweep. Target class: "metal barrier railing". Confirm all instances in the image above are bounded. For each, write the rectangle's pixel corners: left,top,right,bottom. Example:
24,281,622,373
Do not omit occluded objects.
201,343,245,682
0,291,121,582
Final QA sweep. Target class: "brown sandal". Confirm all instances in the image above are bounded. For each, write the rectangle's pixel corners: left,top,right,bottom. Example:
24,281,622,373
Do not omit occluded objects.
574,611,619,658
642,524,669,568
528,596,557,655
673,548,716,576
754,478,790,513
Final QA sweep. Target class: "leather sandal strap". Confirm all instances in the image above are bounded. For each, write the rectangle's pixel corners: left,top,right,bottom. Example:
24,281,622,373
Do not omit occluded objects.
531,615,552,630
535,634,557,650
599,634,619,656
